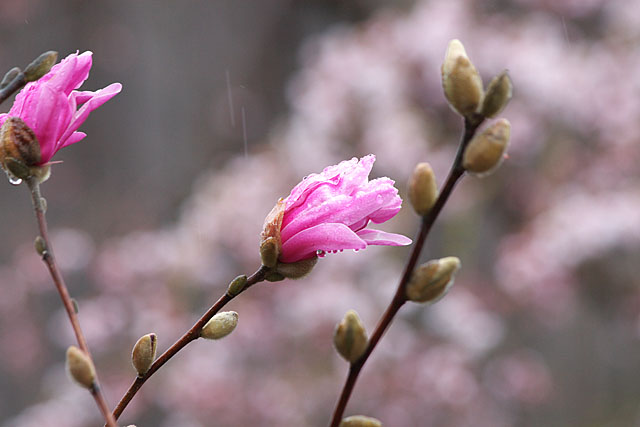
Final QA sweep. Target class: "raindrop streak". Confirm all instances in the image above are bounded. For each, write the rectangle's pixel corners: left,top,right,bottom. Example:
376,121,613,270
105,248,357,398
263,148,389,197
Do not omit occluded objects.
226,69,235,128
561,16,569,44
241,106,248,158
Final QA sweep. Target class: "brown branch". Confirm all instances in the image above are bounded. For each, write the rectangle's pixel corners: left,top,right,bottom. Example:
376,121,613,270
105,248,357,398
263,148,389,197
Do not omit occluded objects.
328,117,483,426
26,177,118,427
111,265,270,422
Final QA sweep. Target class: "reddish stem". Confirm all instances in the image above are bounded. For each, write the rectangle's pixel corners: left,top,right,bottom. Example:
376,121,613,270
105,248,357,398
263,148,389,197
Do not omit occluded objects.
111,265,269,422
26,178,118,427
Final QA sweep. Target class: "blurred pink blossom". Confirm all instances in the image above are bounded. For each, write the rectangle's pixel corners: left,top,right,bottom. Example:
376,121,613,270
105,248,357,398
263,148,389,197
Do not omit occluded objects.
273,154,411,263
0,51,121,165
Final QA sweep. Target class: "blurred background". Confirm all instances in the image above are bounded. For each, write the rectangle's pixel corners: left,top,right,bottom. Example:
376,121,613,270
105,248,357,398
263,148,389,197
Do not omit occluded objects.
0,0,639,426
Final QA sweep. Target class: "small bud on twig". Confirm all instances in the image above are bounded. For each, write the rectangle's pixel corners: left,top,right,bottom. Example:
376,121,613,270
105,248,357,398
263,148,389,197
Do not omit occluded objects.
201,311,238,340
462,119,511,176
340,415,383,427
408,162,438,216
66,345,96,389
334,310,368,363
442,39,483,117
227,275,248,296
0,67,21,89
406,257,461,304
24,51,58,82
480,71,512,118
34,235,47,256
131,333,157,376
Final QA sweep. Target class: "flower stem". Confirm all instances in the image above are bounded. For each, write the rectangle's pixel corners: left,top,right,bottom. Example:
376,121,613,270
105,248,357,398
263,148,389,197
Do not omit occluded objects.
328,117,482,426
25,178,118,427
111,265,270,422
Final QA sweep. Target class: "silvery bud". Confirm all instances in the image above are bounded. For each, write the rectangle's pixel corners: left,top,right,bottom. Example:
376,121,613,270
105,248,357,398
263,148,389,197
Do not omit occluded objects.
441,39,483,117
334,310,368,363
201,311,238,340
340,415,383,427
131,333,157,376
462,119,511,175
406,257,461,304
408,162,438,216
66,346,96,389
480,71,512,118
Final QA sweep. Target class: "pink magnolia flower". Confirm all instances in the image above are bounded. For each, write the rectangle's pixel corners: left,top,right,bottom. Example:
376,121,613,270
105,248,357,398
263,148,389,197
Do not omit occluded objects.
0,51,121,165
263,155,411,264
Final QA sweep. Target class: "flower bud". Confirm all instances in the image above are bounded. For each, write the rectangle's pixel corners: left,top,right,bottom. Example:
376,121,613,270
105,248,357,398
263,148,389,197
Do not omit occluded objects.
66,346,96,389
408,162,438,216
334,310,368,363
24,51,58,82
340,415,383,427
406,257,461,304
462,119,511,175
260,199,285,267
34,235,47,256
274,256,318,279
201,311,238,340
441,39,483,116
0,67,21,89
131,333,157,376
0,117,41,180
480,71,512,118
227,274,248,296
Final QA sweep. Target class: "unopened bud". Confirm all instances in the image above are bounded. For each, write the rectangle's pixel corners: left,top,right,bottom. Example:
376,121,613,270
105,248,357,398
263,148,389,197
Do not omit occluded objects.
227,275,248,296
462,119,511,175
201,311,238,340
131,333,157,376
480,71,512,118
406,257,461,303
340,415,383,427
34,235,47,256
0,117,41,179
442,39,483,117
408,162,438,216
259,237,279,268
66,346,95,389
334,310,368,363
275,256,318,279
24,51,58,82
0,67,21,89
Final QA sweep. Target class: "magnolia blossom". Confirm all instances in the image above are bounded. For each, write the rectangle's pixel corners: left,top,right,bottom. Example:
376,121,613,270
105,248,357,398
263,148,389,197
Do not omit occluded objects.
263,154,411,264
0,51,121,165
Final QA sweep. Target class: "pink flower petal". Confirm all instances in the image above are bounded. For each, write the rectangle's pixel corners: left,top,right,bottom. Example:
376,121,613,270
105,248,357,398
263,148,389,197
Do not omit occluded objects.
356,229,412,246
280,223,367,263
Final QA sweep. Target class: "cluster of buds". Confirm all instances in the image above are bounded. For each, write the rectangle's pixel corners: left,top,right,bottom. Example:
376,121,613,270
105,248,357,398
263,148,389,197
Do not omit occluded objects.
442,39,513,176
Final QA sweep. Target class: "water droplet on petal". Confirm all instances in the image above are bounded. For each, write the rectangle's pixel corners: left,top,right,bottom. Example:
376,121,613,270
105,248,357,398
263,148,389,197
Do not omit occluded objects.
317,250,326,258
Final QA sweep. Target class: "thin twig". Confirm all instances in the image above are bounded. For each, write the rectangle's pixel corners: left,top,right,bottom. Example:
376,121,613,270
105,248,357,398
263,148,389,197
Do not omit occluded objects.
26,177,118,427
111,265,270,422
328,117,483,426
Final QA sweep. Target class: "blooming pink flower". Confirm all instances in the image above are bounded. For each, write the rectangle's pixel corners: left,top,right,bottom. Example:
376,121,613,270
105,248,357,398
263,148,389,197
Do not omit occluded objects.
0,51,121,165
265,154,411,264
